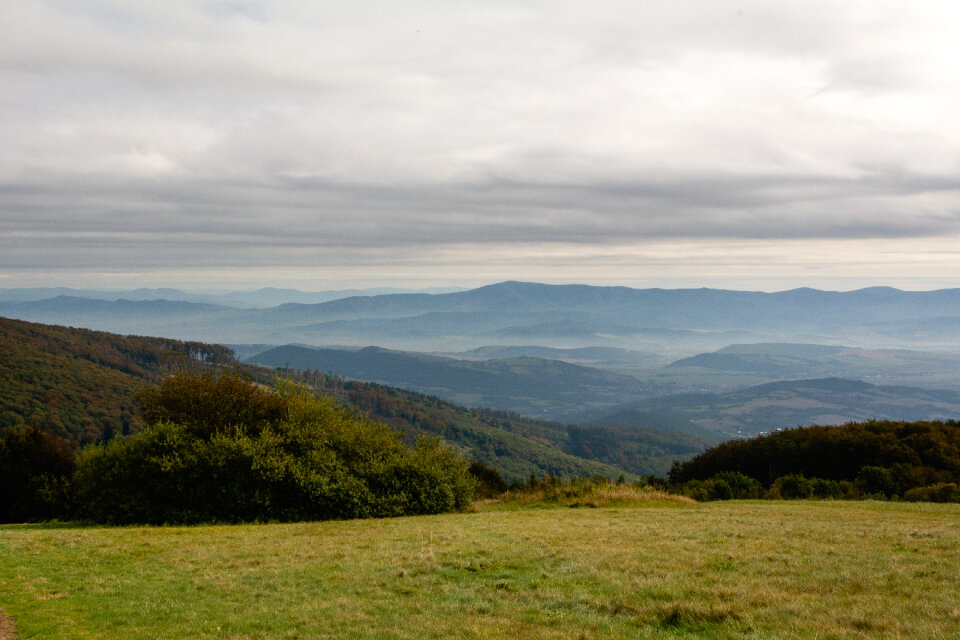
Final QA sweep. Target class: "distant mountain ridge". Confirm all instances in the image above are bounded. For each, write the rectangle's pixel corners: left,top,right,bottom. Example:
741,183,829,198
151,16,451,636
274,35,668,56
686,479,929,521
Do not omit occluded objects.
663,342,960,389
3,281,959,353
597,377,960,438
246,344,652,421
0,286,466,308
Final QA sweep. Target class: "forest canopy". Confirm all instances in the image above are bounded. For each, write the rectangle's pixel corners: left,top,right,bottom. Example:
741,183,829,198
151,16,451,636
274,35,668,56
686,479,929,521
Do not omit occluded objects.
669,420,960,499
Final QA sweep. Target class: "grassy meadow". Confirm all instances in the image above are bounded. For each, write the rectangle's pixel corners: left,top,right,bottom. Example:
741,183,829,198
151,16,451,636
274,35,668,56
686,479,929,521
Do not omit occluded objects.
1,500,959,639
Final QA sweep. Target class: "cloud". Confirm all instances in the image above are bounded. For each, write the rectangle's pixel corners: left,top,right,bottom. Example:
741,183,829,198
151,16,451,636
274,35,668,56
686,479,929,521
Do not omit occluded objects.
1,0,959,288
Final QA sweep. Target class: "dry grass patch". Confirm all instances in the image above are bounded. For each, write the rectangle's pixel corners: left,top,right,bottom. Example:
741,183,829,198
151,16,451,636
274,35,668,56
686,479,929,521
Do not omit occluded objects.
485,480,696,509
0,610,15,640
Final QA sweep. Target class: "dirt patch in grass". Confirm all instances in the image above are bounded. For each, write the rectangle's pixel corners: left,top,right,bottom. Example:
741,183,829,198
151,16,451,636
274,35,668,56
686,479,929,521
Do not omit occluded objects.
0,609,16,640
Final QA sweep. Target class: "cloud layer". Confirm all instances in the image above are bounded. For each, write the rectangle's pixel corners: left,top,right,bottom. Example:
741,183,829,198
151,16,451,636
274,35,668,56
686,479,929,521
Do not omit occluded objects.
1,0,959,289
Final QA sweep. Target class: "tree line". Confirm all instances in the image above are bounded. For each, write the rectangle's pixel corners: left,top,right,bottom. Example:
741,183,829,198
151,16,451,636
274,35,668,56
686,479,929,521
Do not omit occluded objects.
669,420,960,502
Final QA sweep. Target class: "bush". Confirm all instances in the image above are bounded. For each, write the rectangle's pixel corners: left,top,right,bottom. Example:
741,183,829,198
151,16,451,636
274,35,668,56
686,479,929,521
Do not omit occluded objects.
469,461,508,498
713,471,763,499
136,369,287,438
0,426,75,522
855,466,895,498
679,471,762,501
771,474,813,500
902,483,960,503
809,477,850,499
73,374,475,524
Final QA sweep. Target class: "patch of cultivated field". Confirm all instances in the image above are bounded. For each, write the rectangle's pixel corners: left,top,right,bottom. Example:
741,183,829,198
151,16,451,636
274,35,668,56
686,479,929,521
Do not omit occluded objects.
1,501,958,639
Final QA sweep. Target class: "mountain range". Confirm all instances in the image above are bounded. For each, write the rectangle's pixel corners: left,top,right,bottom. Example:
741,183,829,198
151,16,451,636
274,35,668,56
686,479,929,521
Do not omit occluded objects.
2,281,960,354
3,281,959,449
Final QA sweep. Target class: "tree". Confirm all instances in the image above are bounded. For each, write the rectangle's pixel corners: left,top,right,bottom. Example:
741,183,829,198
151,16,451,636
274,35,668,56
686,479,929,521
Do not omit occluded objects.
136,369,286,438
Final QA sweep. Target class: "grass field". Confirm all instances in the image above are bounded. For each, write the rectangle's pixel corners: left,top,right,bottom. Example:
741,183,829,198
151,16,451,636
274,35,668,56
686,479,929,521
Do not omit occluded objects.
1,501,958,639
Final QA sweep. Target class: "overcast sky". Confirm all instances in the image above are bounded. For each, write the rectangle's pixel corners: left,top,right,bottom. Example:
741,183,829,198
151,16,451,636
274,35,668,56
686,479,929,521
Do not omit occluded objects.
2,0,959,291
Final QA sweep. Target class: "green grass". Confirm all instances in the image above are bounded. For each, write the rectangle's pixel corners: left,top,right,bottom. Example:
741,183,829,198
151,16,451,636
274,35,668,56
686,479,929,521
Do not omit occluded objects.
2,501,959,639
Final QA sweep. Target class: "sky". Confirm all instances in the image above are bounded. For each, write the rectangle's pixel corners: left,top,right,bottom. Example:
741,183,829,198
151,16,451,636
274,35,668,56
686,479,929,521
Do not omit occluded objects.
1,0,959,292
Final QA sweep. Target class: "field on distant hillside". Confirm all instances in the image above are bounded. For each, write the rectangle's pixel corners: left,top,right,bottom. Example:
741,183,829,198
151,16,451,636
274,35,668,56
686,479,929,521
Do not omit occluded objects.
2,501,958,639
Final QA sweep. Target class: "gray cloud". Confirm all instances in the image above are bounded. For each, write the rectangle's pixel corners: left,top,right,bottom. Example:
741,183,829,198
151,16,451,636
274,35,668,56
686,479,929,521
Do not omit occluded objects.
1,0,959,289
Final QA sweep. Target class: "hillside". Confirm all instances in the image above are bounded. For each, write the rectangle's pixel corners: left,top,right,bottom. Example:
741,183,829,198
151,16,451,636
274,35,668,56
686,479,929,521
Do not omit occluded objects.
0,318,703,480
670,419,960,490
0,316,232,446
246,344,654,420
663,342,960,389
595,377,960,438
280,370,706,479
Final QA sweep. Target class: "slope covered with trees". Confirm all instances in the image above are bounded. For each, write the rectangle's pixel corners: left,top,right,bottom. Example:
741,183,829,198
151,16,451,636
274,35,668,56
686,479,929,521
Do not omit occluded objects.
0,316,232,446
284,371,687,480
670,420,960,499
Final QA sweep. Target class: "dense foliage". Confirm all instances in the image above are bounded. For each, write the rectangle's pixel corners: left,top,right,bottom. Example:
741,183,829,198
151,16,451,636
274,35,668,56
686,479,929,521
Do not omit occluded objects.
0,316,232,446
670,420,960,501
72,372,475,524
0,425,75,522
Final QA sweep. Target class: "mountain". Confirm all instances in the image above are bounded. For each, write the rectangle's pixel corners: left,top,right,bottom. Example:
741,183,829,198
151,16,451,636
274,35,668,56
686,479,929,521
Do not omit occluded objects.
4,281,960,353
588,410,718,439
454,345,659,362
596,377,960,438
0,286,466,308
245,344,653,421
663,343,960,389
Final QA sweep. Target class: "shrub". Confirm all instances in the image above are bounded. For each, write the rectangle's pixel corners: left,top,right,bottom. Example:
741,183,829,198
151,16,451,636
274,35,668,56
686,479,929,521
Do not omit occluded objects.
136,369,287,439
679,471,762,501
706,478,734,501
902,483,960,503
469,461,508,498
772,474,813,500
855,466,895,498
713,471,763,499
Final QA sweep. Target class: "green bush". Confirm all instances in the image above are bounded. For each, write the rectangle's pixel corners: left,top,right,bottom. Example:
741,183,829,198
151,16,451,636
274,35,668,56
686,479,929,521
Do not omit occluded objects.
136,369,287,438
73,374,474,524
680,471,762,501
713,471,763,499
468,461,508,498
771,474,813,500
855,466,895,498
902,483,960,503
809,477,854,499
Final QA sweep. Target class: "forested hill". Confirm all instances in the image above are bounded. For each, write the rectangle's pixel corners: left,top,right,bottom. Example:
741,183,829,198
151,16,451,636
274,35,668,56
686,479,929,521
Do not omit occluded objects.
670,420,960,494
1,317,708,479
0,316,232,445
286,369,713,479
